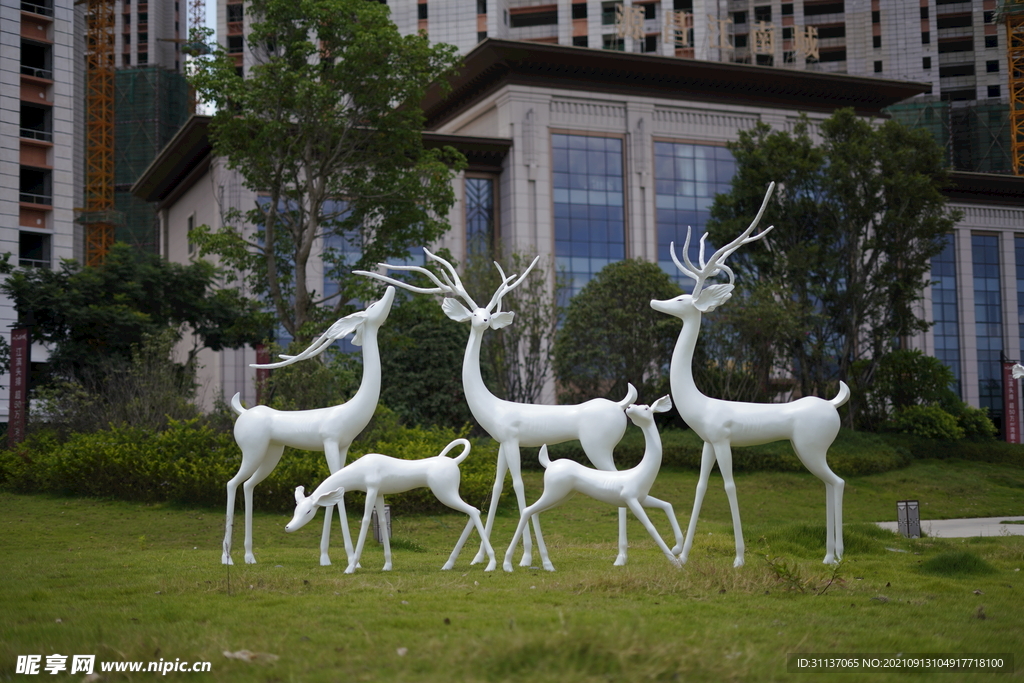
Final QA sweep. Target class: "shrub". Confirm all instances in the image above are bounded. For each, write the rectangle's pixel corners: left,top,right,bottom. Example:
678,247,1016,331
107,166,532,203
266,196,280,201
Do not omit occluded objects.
0,410,505,515
887,405,965,440
956,405,997,440
528,427,909,476
878,433,1024,468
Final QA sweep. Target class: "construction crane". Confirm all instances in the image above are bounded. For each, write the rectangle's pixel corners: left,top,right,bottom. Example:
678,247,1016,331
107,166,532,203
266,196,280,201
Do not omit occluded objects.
81,0,116,266
1006,0,1024,175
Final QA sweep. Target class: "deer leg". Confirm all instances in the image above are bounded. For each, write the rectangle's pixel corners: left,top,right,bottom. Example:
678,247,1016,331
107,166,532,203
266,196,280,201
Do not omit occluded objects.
640,495,685,556
713,441,745,567
321,442,353,567
502,484,566,572
505,442,542,567
626,498,682,567
376,494,392,571
346,487,377,574
580,436,630,567
681,441,716,564
436,489,496,572
473,447,509,565
222,465,251,565
240,444,285,565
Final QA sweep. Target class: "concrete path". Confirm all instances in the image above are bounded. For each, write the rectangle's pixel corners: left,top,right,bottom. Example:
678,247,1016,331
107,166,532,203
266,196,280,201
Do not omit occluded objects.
875,516,1024,538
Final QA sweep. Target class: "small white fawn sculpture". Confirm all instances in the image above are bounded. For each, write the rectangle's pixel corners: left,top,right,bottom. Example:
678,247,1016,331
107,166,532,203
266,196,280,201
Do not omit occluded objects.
222,286,396,566
356,251,640,568
503,396,682,572
285,438,496,573
652,183,849,566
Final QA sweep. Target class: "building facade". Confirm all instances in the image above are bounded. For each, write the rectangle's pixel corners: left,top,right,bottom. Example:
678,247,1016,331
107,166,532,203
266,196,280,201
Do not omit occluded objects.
1,0,86,422
134,40,1024,425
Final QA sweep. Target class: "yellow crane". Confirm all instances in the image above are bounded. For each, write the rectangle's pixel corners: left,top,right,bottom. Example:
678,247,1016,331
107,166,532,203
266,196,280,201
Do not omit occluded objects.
1007,0,1024,175
81,0,116,265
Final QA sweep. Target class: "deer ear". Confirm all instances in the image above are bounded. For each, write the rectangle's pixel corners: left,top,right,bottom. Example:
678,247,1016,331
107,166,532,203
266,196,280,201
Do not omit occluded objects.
294,486,306,504
489,311,515,330
652,395,673,413
314,487,345,507
442,298,473,322
693,284,734,313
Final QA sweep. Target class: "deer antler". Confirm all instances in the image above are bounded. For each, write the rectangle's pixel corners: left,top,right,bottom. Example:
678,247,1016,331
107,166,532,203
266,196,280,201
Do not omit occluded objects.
354,249,480,310
488,256,540,314
669,182,776,295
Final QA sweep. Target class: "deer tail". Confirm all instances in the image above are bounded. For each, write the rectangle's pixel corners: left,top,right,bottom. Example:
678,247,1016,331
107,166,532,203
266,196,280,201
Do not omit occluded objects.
439,438,472,465
616,383,639,410
538,444,551,469
831,381,851,408
230,392,246,415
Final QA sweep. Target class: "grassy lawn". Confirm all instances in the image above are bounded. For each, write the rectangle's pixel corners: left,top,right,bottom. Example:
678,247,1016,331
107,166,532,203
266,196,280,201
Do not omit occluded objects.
2,459,1023,682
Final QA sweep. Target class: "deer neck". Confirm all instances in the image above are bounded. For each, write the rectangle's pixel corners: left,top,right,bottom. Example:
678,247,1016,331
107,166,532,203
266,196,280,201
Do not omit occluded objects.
348,325,382,420
669,311,709,413
635,421,664,485
463,326,500,418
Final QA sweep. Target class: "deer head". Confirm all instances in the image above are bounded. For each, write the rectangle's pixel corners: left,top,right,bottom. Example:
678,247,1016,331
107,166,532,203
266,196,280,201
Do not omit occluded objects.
354,249,539,333
651,182,776,320
285,485,345,532
625,395,673,427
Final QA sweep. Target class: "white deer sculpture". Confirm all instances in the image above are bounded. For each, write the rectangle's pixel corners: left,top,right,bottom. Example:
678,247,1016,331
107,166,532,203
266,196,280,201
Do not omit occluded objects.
652,183,850,567
503,396,682,572
222,286,396,566
285,438,496,573
355,251,642,569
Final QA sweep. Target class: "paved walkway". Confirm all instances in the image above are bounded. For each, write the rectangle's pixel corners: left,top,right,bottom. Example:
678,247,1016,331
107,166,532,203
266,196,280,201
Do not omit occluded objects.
875,516,1024,538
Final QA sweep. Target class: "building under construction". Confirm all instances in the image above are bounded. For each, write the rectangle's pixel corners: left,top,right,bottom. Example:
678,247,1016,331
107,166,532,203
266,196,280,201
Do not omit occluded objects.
115,66,189,252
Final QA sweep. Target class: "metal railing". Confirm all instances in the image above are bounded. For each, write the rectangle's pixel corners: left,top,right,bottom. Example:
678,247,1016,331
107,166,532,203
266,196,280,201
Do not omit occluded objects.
20,128,52,142
18,257,51,270
21,65,53,80
19,192,51,205
21,0,53,16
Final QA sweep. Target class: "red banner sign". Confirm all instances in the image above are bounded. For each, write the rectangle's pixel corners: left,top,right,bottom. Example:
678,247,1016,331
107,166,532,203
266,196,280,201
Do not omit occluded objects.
8,328,30,446
1004,361,1021,444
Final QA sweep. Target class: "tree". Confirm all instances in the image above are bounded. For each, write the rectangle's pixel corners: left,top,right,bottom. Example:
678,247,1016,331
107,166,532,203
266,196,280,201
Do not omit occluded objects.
554,259,682,404
187,0,465,344
0,243,270,385
707,109,961,425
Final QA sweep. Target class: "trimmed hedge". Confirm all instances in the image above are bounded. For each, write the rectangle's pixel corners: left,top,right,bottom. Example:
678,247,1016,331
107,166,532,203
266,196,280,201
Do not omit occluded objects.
0,413,504,514
526,427,911,476
879,433,1024,468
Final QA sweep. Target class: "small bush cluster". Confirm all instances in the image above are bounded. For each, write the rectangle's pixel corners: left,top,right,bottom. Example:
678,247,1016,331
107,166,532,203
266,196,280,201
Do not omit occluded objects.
0,406,504,515
529,427,909,476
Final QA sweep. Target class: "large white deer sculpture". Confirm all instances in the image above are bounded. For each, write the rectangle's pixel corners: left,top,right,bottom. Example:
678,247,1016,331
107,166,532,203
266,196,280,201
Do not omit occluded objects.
356,251,645,569
652,183,850,566
222,286,396,566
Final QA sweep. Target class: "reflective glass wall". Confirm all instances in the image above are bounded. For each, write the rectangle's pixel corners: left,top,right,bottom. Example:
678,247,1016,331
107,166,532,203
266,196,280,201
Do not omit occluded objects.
552,134,625,298
654,142,735,287
931,234,961,396
972,234,1003,428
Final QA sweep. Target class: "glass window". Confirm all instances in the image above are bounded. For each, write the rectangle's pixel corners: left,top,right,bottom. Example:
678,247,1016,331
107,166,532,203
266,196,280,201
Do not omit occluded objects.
465,177,495,258
653,141,735,287
973,234,1003,428
553,134,625,299
931,234,960,395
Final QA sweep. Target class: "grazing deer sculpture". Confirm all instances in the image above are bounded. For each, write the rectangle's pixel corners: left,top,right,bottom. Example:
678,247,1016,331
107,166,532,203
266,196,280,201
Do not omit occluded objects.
503,396,683,572
652,183,849,566
222,286,396,566
286,438,496,573
356,251,641,570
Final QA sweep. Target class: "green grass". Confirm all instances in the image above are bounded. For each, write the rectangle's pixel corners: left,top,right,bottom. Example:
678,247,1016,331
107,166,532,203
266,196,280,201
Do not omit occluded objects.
2,460,1024,682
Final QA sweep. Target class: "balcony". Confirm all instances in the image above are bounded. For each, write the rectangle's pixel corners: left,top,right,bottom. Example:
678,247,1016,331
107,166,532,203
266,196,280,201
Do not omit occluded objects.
21,64,52,79
21,0,52,16
19,191,51,205
20,128,52,142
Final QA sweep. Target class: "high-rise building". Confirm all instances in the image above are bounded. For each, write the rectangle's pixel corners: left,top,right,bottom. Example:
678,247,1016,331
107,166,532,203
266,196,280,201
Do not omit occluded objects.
0,0,86,422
